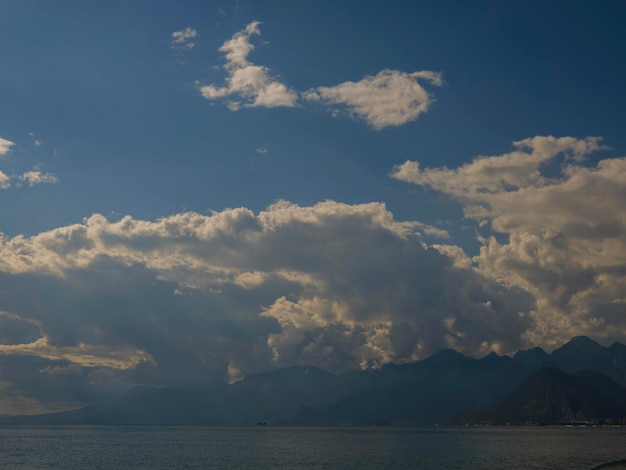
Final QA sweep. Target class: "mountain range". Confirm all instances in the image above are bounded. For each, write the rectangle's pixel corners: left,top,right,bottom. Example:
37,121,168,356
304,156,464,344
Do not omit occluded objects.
3,336,626,426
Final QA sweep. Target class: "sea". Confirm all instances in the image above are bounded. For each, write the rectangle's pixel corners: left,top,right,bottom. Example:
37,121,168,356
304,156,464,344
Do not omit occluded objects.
0,425,625,469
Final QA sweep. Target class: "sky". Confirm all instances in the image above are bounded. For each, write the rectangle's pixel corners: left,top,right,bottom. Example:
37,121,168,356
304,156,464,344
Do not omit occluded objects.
1,0,626,415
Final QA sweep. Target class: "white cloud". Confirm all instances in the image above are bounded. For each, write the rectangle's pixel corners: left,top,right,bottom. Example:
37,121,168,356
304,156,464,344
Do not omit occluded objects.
392,136,603,202
0,135,57,189
197,23,442,129
392,136,626,348
0,136,15,156
28,132,42,146
305,69,443,129
171,26,198,50
0,171,9,189
198,21,298,109
0,170,59,190
18,171,59,187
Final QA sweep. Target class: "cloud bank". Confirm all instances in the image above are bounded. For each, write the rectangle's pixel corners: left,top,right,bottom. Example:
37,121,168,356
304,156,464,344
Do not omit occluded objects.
392,135,626,348
3,136,624,413
0,201,534,412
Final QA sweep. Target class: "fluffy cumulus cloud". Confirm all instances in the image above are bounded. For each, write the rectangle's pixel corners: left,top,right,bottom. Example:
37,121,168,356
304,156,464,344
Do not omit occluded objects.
305,69,443,129
0,201,534,413
198,21,298,109
392,136,626,348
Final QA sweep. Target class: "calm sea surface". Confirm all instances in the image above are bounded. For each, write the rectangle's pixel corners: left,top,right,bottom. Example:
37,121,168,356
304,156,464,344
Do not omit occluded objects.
0,425,625,469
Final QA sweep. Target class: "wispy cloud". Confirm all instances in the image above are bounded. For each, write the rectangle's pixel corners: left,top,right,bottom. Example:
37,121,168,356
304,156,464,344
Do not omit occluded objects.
198,21,298,109
29,132,42,146
0,135,58,189
171,26,198,50
18,171,59,187
0,171,59,190
305,69,443,129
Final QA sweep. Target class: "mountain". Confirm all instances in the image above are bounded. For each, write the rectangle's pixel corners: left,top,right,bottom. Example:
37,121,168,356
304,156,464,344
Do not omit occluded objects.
471,367,626,425
287,351,529,425
2,336,625,426
513,346,549,368
514,336,626,386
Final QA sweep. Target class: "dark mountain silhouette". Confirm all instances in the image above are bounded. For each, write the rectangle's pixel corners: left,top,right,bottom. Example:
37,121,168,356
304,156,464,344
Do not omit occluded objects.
2,336,625,426
471,367,626,425
515,336,626,386
513,346,549,368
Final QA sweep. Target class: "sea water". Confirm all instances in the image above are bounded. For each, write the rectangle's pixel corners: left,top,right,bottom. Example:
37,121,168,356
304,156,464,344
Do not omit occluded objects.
0,425,625,469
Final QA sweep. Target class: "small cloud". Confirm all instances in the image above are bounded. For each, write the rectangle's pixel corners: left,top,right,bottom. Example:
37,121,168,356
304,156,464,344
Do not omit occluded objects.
29,132,42,146
256,145,268,155
305,69,443,129
171,27,198,50
0,136,15,156
0,171,10,189
19,171,59,187
198,21,298,109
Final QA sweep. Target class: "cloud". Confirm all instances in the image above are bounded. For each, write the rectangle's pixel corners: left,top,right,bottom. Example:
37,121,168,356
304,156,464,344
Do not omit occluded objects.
0,171,9,189
0,200,534,413
0,335,152,369
28,132,42,146
18,171,59,187
196,23,441,129
391,136,603,202
0,136,15,156
0,135,58,189
171,27,198,50
392,136,626,348
198,21,298,109
305,69,443,129
0,171,59,190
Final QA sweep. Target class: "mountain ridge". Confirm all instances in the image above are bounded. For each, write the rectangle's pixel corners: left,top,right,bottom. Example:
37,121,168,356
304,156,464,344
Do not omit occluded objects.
2,336,625,426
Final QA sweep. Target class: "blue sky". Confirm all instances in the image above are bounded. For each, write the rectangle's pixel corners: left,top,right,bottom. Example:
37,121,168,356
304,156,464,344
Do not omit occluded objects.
1,0,626,414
